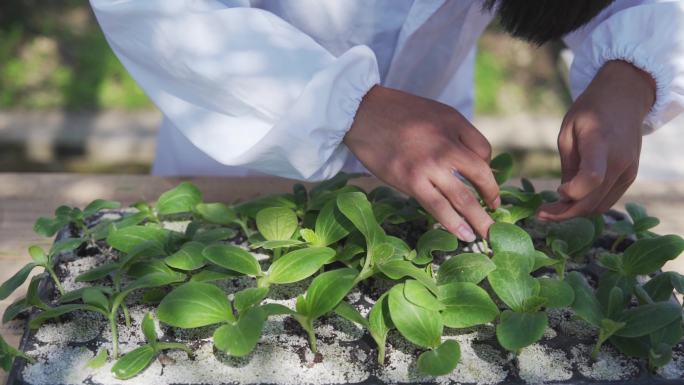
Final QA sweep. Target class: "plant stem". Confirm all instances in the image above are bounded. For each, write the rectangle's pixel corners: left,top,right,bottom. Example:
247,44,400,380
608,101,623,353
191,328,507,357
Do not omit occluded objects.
46,267,65,296
611,235,625,253
122,304,131,327
377,344,386,365
109,315,119,359
592,328,609,361
273,248,282,261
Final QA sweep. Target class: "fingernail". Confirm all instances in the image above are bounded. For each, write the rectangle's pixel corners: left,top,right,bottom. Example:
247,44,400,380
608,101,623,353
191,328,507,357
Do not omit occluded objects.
456,224,476,243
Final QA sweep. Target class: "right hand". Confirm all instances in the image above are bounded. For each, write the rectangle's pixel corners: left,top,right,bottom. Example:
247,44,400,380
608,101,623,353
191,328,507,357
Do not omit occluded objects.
343,85,500,242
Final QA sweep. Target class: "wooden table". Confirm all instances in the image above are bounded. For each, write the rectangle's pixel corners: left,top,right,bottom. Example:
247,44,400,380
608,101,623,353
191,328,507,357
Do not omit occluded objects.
1,173,683,383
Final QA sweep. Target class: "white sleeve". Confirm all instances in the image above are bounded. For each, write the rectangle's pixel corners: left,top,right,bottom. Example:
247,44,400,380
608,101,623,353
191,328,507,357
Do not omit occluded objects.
89,0,380,180
563,0,684,132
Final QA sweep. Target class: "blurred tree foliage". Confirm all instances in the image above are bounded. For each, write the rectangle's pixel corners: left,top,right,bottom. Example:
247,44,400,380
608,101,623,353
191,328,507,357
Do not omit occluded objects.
0,0,151,110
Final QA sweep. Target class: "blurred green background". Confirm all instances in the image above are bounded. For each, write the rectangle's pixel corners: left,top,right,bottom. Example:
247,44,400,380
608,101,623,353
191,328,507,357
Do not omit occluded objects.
0,1,571,176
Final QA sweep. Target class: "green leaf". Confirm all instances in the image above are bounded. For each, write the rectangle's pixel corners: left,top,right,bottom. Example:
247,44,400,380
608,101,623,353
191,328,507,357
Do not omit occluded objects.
403,280,444,311
491,153,513,185
111,345,155,380
84,199,121,217
213,306,266,357
106,225,167,254
532,250,558,272
234,287,269,313
336,192,385,250
310,172,363,198
547,218,595,256
33,217,65,237
248,239,304,250
649,343,673,368
437,253,495,285
3,298,29,324
334,301,369,328
300,268,357,319
234,194,297,218
142,313,157,345
0,263,37,300
597,253,623,272
84,348,109,369
256,207,298,241
388,284,443,349
156,182,203,215
487,252,539,312
0,335,32,370
417,339,461,376
190,267,239,282
643,272,679,302
626,202,648,222
621,235,684,275
266,247,335,284
111,272,186,312
314,200,352,246
30,304,107,329
415,229,458,264
127,259,178,279
194,202,237,225
616,302,682,338
261,303,296,317
377,260,438,295
203,244,262,277
192,227,237,243
537,278,575,308
165,241,206,271
489,223,535,270
596,271,636,309
157,282,234,328
438,282,499,328
82,288,110,312
28,245,48,265
496,310,547,351
566,271,604,326
368,292,394,363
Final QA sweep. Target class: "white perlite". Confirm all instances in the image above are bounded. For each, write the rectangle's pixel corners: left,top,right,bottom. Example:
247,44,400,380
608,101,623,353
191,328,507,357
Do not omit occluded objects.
517,344,573,384
571,344,639,381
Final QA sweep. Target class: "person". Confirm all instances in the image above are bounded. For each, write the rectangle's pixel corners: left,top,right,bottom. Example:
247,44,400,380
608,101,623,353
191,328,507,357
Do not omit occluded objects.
90,0,684,242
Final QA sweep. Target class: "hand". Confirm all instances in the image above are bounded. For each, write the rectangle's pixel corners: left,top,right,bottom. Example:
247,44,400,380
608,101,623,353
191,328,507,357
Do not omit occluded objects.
344,85,500,241
538,60,656,221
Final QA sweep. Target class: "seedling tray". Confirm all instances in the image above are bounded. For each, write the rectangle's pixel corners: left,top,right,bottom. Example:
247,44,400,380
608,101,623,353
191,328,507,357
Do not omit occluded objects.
6,209,684,385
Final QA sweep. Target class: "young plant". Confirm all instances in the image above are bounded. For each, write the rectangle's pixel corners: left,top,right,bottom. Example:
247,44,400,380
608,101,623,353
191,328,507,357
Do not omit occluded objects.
157,282,274,357
33,199,121,240
30,272,184,358
610,202,660,251
0,335,33,371
294,268,358,351
487,222,574,352
0,238,83,299
112,313,192,380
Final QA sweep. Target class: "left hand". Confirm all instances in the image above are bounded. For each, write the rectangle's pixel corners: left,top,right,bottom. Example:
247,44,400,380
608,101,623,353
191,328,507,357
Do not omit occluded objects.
537,60,656,221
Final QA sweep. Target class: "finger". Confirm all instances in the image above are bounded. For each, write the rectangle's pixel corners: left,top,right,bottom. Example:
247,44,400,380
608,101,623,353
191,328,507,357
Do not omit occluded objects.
558,131,608,201
595,164,638,213
431,170,494,239
457,123,492,163
557,121,579,185
411,180,477,242
538,175,616,221
447,146,500,209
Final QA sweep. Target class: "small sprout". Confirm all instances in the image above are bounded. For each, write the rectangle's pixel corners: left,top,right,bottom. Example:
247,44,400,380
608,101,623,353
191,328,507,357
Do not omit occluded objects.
112,313,192,379
0,238,83,298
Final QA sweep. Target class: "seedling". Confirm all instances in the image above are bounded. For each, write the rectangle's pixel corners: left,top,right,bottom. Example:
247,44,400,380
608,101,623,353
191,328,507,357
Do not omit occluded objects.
5,154,684,380
33,199,121,240
0,238,83,298
111,313,192,379
610,202,660,251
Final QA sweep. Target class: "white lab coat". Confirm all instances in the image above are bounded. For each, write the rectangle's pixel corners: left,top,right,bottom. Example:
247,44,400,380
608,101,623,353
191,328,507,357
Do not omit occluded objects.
90,0,684,180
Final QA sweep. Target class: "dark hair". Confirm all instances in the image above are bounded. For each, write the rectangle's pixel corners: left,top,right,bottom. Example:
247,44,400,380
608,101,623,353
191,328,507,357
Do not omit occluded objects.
483,0,615,45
